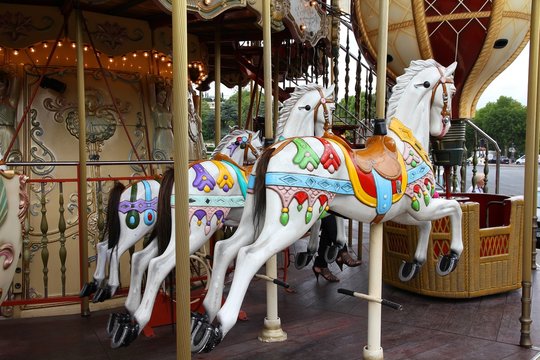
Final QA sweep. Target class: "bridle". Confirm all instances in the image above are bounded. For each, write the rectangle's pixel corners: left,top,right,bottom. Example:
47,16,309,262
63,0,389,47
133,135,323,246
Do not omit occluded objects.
239,133,260,165
298,87,335,134
314,87,334,132
430,66,453,137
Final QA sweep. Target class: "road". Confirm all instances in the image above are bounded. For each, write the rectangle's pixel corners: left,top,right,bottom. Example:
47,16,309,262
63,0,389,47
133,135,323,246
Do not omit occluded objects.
464,164,536,196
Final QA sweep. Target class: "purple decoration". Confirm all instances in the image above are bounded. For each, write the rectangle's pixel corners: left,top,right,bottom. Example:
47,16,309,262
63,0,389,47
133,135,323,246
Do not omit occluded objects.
118,198,158,214
192,163,216,191
193,209,207,221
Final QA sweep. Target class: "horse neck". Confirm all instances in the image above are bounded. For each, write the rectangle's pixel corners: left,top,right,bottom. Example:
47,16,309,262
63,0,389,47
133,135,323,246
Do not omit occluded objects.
278,107,318,139
390,93,431,151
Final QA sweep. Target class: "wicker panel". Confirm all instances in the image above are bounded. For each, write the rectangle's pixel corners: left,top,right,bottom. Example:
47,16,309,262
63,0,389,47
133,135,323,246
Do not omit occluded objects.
382,197,524,298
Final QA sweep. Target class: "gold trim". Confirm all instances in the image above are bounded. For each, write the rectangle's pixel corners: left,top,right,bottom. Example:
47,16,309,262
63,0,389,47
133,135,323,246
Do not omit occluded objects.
459,2,505,118
469,32,530,117
412,0,433,60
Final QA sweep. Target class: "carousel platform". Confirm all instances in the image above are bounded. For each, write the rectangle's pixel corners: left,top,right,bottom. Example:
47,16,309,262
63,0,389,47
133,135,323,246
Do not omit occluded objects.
1,227,540,360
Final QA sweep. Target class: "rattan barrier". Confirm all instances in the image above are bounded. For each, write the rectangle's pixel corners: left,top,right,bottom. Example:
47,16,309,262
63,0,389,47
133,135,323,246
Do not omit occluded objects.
382,196,524,298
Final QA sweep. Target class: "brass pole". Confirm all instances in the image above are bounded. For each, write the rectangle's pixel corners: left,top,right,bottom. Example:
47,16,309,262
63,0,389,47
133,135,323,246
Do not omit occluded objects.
364,0,388,359
75,9,89,317
258,0,286,344
172,0,191,357
214,31,222,146
520,0,539,348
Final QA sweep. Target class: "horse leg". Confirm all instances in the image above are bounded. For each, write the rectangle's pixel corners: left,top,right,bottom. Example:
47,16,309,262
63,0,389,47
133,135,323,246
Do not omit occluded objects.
110,238,176,349
108,231,146,297
294,219,320,269
406,198,463,276
80,240,108,297
124,239,158,315
202,199,256,322
398,220,431,281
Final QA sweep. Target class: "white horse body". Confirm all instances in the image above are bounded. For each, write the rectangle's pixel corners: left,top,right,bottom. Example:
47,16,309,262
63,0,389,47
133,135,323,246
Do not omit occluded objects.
191,59,463,353
110,84,337,348
0,171,28,304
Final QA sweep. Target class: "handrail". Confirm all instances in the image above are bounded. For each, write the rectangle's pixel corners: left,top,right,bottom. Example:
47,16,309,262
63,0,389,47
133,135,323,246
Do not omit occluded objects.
464,119,501,194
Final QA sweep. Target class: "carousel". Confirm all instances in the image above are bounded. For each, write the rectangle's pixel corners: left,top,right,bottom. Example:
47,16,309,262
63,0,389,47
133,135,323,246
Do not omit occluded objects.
0,1,538,359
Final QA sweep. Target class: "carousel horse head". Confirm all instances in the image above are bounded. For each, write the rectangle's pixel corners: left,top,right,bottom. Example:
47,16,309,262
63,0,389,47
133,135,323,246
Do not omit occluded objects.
211,129,263,165
0,170,28,304
387,59,457,144
275,83,335,141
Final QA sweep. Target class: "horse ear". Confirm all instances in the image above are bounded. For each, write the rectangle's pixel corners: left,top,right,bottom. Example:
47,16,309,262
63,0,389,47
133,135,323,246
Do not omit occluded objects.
445,62,458,77
253,130,261,141
325,84,335,97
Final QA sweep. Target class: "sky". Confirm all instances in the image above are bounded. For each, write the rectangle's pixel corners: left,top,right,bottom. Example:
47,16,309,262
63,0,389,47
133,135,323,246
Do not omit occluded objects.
476,44,529,108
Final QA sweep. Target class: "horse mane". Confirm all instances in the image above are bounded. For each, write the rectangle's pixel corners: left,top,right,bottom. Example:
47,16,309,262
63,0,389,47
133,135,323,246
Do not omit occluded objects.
386,59,441,121
253,147,274,230
211,129,250,157
151,168,174,256
105,181,126,250
275,83,323,139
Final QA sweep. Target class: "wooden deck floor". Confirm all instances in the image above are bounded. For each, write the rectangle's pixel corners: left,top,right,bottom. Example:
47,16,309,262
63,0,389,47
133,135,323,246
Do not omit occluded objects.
1,233,540,360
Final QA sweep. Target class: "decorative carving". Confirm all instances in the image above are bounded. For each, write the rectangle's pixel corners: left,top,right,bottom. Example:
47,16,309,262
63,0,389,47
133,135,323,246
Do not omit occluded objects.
0,11,53,41
90,21,144,51
30,109,56,176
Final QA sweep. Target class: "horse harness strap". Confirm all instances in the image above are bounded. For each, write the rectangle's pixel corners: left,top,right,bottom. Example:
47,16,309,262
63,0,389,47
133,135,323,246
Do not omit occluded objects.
314,87,334,132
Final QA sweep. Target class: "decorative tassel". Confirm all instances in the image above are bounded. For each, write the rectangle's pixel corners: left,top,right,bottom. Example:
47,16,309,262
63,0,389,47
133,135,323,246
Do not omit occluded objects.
280,208,289,226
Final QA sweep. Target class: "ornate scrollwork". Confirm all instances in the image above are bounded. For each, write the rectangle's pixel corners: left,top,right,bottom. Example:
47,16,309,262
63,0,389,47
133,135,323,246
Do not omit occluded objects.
29,109,56,176
90,21,144,50
0,11,54,41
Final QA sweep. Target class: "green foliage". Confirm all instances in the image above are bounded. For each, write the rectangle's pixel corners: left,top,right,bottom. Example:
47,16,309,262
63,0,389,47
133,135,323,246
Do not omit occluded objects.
334,92,376,120
200,88,266,143
467,96,527,157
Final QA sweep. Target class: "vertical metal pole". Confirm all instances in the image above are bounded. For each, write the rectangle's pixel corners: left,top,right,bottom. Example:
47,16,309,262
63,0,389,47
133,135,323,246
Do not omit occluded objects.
214,31,221,146
364,1,388,359
172,1,191,358
520,0,539,347
258,0,286,344
76,9,90,317
237,83,242,127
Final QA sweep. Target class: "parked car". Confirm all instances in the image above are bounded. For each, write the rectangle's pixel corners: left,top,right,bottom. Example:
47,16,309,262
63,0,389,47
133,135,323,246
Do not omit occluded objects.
487,156,510,164
515,155,526,165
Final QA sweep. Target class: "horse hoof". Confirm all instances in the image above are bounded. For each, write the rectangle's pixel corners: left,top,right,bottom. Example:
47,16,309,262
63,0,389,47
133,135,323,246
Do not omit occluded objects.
436,252,460,276
92,286,111,303
190,312,222,353
79,281,98,297
398,261,421,282
324,245,339,263
107,312,131,337
294,252,313,270
111,322,139,348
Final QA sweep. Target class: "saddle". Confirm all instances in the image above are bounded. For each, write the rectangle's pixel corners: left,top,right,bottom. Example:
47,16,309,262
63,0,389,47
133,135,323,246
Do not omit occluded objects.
325,133,401,180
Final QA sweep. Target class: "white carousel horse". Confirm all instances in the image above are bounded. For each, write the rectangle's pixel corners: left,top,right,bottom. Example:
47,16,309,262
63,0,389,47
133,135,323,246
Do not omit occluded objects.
0,169,28,304
80,128,263,302
190,59,463,353
79,179,161,302
111,84,337,347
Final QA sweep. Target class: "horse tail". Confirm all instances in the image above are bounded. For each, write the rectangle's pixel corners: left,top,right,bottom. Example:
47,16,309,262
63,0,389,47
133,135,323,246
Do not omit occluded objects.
253,148,274,228
106,181,126,250
151,167,174,256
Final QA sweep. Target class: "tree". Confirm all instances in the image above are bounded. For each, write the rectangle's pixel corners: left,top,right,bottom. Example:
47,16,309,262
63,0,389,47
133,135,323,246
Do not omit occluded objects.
200,87,267,143
467,96,527,157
